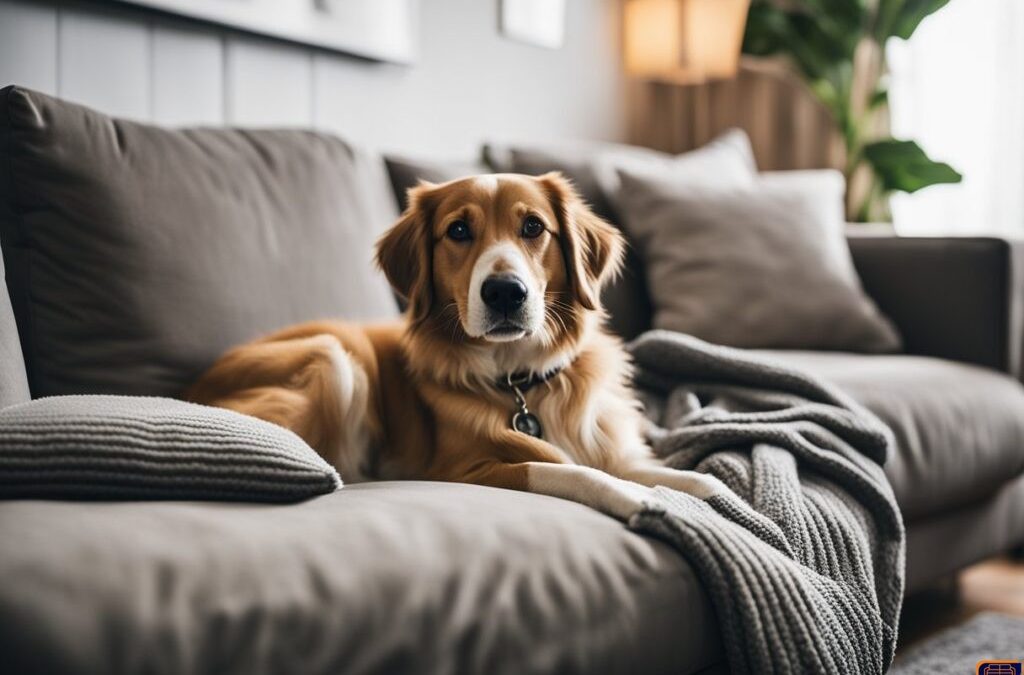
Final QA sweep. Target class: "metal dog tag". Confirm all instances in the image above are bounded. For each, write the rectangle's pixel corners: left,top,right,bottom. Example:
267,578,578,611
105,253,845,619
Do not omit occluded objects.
507,374,543,438
512,411,543,438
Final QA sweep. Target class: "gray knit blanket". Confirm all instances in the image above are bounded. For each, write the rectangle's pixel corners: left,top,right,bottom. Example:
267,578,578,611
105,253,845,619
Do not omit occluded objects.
624,331,905,675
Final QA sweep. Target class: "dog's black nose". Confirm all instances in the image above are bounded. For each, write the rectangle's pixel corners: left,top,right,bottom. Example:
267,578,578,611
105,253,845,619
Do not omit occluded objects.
481,276,528,314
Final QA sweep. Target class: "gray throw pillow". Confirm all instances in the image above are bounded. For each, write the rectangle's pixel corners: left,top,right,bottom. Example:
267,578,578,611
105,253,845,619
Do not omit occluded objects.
484,129,757,223
0,86,399,399
0,396,341,501
615,168,902,352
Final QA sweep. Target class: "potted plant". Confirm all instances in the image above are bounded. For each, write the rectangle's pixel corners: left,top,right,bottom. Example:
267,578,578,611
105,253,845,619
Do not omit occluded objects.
743,0,962,222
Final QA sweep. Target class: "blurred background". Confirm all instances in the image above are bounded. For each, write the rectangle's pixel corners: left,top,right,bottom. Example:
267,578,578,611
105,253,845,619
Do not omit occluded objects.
0,0,1016,234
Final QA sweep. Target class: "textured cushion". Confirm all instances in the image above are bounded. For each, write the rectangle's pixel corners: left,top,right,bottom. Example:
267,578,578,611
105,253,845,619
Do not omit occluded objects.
0,482,722,675
384,155,488,210
616,168,902,352
0,86,399,398
483,131,756,342
758,350,1024,522
0,395,340,501
0,245,28,409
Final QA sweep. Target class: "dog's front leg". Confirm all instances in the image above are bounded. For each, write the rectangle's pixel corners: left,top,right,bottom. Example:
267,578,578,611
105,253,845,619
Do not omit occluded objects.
450,431,654,520
613,461,728,501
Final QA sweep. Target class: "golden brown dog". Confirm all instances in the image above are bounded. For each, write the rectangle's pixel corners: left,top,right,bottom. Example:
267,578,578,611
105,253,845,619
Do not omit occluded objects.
186,173,714,518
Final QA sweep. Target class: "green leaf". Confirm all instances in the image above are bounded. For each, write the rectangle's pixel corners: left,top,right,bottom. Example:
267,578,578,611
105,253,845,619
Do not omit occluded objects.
863,138,962,193
744,5,857,82
742,2,793,57
786,12,856,75
869,87,889,110
877,0,951,40
797,0,868,38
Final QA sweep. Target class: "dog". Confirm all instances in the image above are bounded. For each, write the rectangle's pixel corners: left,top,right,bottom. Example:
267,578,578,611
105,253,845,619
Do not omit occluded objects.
186,173,715,518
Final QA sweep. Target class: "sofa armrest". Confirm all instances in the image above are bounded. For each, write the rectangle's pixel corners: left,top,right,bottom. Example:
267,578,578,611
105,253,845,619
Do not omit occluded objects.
848,235,1024,378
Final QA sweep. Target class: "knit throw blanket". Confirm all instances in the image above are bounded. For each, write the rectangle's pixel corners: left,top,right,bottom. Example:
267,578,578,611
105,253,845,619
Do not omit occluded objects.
624,331,905,675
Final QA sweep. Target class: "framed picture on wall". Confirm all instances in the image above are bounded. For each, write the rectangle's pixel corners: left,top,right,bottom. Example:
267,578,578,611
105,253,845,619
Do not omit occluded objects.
500,0,567,49
113,0,418,63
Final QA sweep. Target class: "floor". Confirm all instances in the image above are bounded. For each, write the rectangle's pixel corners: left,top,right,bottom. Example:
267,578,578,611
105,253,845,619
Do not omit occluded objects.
897,556,1024,652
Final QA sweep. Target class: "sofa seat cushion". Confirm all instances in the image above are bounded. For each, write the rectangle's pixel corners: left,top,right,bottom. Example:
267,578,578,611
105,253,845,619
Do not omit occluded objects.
756,350,1024,522
0,482,722,675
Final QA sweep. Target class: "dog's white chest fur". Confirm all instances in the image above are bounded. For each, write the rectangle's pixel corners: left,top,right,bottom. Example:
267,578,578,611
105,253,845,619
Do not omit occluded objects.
530,380,649,470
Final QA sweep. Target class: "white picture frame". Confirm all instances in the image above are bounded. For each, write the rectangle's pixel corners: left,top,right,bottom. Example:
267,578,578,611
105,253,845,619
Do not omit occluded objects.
500,0,567,50
116,0,418,63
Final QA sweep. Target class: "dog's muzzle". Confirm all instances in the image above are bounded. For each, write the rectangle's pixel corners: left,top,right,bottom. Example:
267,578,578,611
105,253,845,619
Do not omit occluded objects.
481,275,528,316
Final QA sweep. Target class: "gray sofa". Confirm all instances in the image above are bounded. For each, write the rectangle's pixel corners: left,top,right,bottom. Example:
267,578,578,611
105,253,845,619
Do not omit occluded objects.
1,86,1023,675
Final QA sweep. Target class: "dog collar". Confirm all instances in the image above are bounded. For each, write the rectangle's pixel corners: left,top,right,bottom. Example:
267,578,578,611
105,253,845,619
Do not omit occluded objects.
498,366,565,394
497,366,566,439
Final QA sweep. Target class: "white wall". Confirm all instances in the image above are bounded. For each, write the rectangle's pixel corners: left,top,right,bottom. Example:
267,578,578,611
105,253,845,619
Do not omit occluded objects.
888,0,1024,237
0,0,626,157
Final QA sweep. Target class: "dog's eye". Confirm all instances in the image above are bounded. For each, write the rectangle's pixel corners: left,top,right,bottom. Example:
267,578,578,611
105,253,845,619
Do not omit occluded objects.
521,216,545,239
446,220,472,242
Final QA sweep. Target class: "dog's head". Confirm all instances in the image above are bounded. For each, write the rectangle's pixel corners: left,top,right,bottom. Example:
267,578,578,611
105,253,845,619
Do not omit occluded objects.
376,173,623,346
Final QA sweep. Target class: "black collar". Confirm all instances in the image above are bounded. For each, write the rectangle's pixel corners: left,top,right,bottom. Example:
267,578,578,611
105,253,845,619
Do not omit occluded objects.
496,365,567,393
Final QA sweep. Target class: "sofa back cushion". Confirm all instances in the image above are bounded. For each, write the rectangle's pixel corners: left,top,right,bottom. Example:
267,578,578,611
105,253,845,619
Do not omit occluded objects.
0,246,29,408
0,86,399,398
384,155,488,211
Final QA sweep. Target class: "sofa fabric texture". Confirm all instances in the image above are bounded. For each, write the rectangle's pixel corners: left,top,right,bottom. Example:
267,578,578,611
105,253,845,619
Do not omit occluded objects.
903,472,1024,593
614,168,901,352
0,395,341,501
0,244,29,408
0,482,722,675
0,86,399,399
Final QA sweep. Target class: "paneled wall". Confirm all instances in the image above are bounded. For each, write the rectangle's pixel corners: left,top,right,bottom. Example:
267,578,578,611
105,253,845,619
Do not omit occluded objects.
0,0,626,157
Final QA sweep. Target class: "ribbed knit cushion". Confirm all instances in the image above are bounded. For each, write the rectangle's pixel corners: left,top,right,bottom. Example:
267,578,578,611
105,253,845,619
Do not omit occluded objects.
0,396,341,501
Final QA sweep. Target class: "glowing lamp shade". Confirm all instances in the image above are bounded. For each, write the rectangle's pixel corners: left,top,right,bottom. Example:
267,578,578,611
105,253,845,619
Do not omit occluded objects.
624,0,751,84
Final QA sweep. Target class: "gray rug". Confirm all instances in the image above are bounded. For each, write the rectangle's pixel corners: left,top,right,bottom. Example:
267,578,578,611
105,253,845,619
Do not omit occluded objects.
890,612,1024,674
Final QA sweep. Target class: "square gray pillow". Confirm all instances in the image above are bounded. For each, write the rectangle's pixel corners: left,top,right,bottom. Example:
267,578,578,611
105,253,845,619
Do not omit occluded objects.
485,128,757,223
615,168,902,352
0,86,399,399
0,396,341,502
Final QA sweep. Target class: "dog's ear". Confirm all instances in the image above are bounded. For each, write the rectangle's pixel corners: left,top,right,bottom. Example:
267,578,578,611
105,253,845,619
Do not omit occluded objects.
539,172,624,311
376,182,437,324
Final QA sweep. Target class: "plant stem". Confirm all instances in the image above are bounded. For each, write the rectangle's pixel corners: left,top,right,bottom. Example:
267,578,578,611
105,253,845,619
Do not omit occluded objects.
819,37,890,222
